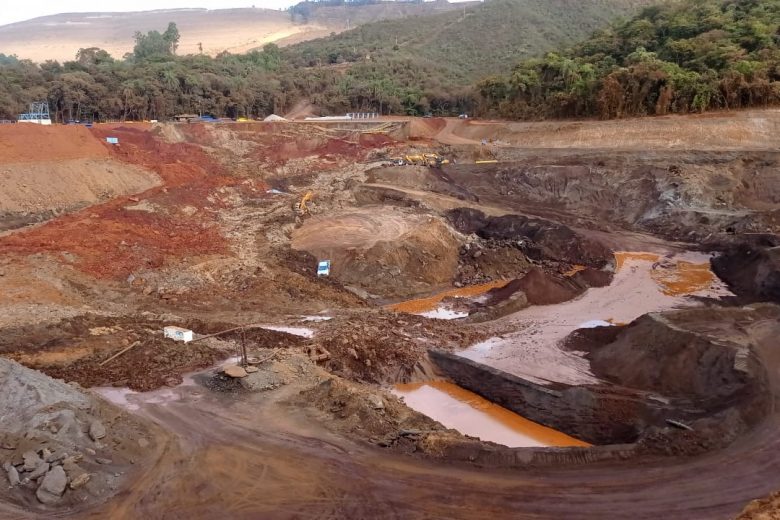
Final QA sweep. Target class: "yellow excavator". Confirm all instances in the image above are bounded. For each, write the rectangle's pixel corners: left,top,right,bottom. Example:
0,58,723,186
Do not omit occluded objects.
392,153,450,168
294,191,314,216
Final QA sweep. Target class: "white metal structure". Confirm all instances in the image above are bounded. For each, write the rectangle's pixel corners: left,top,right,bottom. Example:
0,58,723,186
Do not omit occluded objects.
18,102,52,125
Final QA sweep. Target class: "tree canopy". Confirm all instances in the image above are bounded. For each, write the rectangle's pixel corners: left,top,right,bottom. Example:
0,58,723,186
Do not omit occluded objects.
477,0,780,119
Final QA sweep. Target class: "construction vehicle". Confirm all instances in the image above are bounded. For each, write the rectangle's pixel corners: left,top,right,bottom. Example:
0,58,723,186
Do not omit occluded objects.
294,191,314,216
391,153,450,168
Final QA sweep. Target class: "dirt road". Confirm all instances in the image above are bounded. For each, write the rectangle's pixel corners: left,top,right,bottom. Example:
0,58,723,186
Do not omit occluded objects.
0,373,771,520
415,110,780,150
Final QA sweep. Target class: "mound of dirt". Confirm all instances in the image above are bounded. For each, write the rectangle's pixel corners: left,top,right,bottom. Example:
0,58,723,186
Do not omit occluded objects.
567,304,780,451
0,358,159,510
711,238,780,303
469,267,600,322
455,238,531,286
491,268,587,305
446,208,613,268
587,312,753,402
0,159,161,231
0,125,161,231
292,207,461,298
294,376,443,451
0,125,109,163
303,311,488,384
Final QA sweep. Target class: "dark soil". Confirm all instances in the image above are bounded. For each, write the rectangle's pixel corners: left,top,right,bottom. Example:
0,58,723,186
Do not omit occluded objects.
711,236,780,303
1,315,306,391
446,208,613,268
305,311,489,384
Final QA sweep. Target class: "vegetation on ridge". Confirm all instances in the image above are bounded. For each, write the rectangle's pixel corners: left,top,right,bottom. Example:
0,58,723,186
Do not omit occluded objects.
477,0,780,118
0,0,649,121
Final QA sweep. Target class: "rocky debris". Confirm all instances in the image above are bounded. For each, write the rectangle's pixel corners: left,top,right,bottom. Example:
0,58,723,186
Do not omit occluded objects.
223,365,248,378
89,420,107,441
28,461,50,480
36,466,67,505
0,358,157,509
4,462,20,486
446,208,613,269
367,394,385,410
45,450,67,464
295,377,443,452
69,473,90,490
236,353,317,392
306,311,489,384
22,450,42,471
738,490,780,519
455,238,531,286
95,458,112,465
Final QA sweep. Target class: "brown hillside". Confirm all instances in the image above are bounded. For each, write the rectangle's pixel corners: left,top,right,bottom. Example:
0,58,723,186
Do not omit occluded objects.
0,3,470,63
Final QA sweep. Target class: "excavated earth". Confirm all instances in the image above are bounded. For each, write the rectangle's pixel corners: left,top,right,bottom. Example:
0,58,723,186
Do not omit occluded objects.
0,113,779,518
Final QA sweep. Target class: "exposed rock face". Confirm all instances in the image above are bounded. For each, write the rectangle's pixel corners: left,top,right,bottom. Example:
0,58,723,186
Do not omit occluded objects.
446,208,613,269
712,241,780,303
0,358,157,510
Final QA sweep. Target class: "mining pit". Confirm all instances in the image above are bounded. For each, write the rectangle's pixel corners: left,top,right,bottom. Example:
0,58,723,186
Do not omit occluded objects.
1,112,779,519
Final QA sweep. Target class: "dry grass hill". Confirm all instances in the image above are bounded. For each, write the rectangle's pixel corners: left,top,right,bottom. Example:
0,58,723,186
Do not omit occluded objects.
0,3,469,63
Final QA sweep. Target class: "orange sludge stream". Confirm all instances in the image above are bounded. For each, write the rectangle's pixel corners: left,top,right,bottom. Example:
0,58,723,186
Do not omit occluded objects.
393,381,590,448
387,280,509,314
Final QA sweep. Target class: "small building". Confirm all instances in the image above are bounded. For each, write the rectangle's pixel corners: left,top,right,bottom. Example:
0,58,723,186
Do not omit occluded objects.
163,326,193,343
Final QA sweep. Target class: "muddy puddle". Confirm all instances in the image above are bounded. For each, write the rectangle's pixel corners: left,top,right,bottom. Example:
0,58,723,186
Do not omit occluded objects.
460,251,732,385
393,381,589,448
614,251,719,296
387,280,508,317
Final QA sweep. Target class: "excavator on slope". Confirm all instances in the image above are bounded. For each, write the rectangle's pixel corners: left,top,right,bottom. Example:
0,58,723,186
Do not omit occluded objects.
294,191,314,217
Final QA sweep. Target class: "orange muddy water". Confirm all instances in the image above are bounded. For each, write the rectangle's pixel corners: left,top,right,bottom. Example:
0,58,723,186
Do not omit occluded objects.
388,280,508,313
393,381,589,448
614,251,717,296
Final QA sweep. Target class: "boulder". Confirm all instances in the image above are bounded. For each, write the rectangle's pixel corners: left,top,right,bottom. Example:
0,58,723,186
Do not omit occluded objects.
223,365,248,378
22,450,42,471
69,473,90,490
3,463,19,487
89,421,106,441
28,461,50,480
36,466,67,504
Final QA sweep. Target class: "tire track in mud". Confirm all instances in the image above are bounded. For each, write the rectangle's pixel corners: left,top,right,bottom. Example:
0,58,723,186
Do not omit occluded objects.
21,377,779,520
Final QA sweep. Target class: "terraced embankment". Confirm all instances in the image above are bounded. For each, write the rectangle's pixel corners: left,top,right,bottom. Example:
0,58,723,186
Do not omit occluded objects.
0,113,779,519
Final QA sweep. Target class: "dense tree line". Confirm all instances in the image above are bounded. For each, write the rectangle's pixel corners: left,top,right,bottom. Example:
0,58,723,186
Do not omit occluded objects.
478,0,780,119
0,0,651,122
0,22,471,122
2,0,778,122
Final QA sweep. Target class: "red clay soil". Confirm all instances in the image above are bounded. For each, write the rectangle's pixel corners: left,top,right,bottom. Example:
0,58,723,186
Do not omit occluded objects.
0,125,108,162
0,126,263,279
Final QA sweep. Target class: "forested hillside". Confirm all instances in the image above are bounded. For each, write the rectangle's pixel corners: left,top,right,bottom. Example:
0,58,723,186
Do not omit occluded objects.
0,0,650,121
478,0,780,119
284,0,653,85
